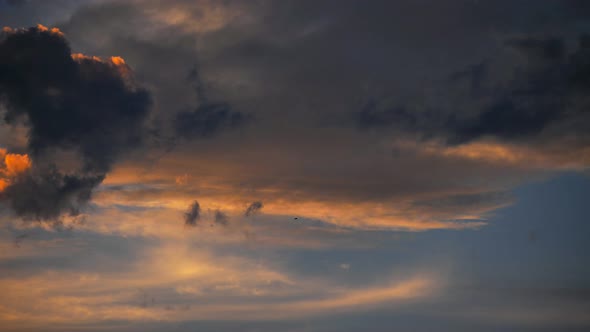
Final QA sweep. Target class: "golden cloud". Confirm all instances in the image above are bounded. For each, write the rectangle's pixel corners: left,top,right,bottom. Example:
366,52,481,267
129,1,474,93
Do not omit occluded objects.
0,148,31,192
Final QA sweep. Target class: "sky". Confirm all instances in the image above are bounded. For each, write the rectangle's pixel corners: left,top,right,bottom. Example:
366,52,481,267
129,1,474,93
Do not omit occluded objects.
0,0,589,331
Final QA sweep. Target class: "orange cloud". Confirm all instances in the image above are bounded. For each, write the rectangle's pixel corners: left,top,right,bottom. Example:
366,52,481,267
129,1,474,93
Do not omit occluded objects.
0,148,31,192
71,53,128,67
35,24,48,32
71,53,102,63
50,28,63,36
110,56,126,66
3,153,31,177
35,24,64,36
71,53,133,85
420,140,590,170
2,24,63,37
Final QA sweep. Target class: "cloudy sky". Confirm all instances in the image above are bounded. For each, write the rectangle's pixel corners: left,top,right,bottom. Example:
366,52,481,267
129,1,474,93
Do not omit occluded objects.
0,1,589,331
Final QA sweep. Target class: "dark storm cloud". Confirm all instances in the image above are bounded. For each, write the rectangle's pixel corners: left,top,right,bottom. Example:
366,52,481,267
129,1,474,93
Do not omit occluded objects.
0,25,151,220
0,26,151,173
450,35,590,144
355,35,590,146
244,201,263,217
184,200,200,226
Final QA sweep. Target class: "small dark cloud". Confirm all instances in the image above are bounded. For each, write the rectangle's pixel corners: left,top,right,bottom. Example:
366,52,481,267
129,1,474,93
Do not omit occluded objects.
184,200,200,226
173,63,249,139
244,201,263,217
174,102,247,139
0,25,152,221
214,209,229,226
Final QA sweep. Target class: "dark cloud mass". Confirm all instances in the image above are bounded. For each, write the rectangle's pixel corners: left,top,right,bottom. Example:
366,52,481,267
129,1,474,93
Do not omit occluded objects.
355,35,590,147
0,25,151,220
244,201,263,217
184,200,200,226
2,168,103,220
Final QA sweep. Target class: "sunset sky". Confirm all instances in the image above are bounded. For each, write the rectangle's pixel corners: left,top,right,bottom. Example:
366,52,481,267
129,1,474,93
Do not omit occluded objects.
0,1,589,331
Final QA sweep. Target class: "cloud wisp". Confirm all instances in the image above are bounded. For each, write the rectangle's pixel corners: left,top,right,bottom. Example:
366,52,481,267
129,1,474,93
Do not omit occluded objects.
244,201,263,217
